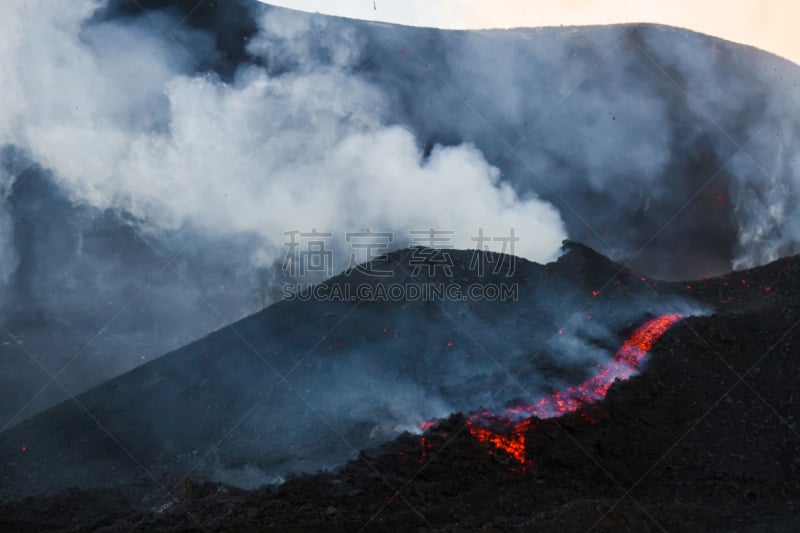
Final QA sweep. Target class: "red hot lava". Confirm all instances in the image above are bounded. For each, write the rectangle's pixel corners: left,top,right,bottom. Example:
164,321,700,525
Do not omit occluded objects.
427,315,684,467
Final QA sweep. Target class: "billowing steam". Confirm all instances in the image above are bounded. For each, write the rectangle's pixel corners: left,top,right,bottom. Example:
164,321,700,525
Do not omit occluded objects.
0,0,565,269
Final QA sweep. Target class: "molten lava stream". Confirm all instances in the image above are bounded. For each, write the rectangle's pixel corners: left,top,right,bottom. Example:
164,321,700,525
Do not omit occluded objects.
445,315,683,467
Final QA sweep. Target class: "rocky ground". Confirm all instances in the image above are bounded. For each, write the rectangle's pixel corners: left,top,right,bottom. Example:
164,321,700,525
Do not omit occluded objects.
1,248,799,531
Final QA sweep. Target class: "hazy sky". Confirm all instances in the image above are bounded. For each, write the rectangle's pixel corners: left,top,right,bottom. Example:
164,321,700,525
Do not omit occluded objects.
261,0,800,65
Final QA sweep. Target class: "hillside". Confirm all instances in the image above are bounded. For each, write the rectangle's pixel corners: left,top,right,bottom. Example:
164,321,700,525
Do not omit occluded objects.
1,243,798,530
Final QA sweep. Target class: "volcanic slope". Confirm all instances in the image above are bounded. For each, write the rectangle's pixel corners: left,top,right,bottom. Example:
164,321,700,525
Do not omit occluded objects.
2,243,800,532
1,242,694,500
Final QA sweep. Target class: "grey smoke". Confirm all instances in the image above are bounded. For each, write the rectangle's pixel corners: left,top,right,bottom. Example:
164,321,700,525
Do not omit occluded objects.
0,0,799,427
0,164,18,287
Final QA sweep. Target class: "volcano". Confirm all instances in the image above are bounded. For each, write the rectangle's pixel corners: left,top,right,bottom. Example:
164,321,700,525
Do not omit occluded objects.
4,0,800,435
1,242,799,531
0,241,687,501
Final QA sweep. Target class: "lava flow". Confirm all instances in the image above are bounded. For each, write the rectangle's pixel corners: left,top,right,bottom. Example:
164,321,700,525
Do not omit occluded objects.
428,315,684,467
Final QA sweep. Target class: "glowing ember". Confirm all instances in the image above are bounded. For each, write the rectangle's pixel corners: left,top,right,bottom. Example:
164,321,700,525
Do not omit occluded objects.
419,420,436,431
466,418,534,466
424,315,684,467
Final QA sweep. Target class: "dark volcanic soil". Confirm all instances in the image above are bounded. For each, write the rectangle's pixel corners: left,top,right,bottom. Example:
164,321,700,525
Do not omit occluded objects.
2,247,800,531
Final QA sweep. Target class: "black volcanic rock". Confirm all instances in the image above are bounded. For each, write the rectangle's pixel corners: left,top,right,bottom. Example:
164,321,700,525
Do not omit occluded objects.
0,244,800,531
1,248,799,531
0,242,690,503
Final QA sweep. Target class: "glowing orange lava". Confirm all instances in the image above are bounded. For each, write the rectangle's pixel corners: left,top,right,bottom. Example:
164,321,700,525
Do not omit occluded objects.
436,315,683,466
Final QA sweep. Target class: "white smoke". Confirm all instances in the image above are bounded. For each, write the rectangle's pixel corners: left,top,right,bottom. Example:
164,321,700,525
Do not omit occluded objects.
0,1,567,273
640,28,800,269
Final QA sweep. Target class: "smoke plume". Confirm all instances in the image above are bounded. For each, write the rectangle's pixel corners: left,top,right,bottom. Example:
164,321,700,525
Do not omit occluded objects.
1,0,799,426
